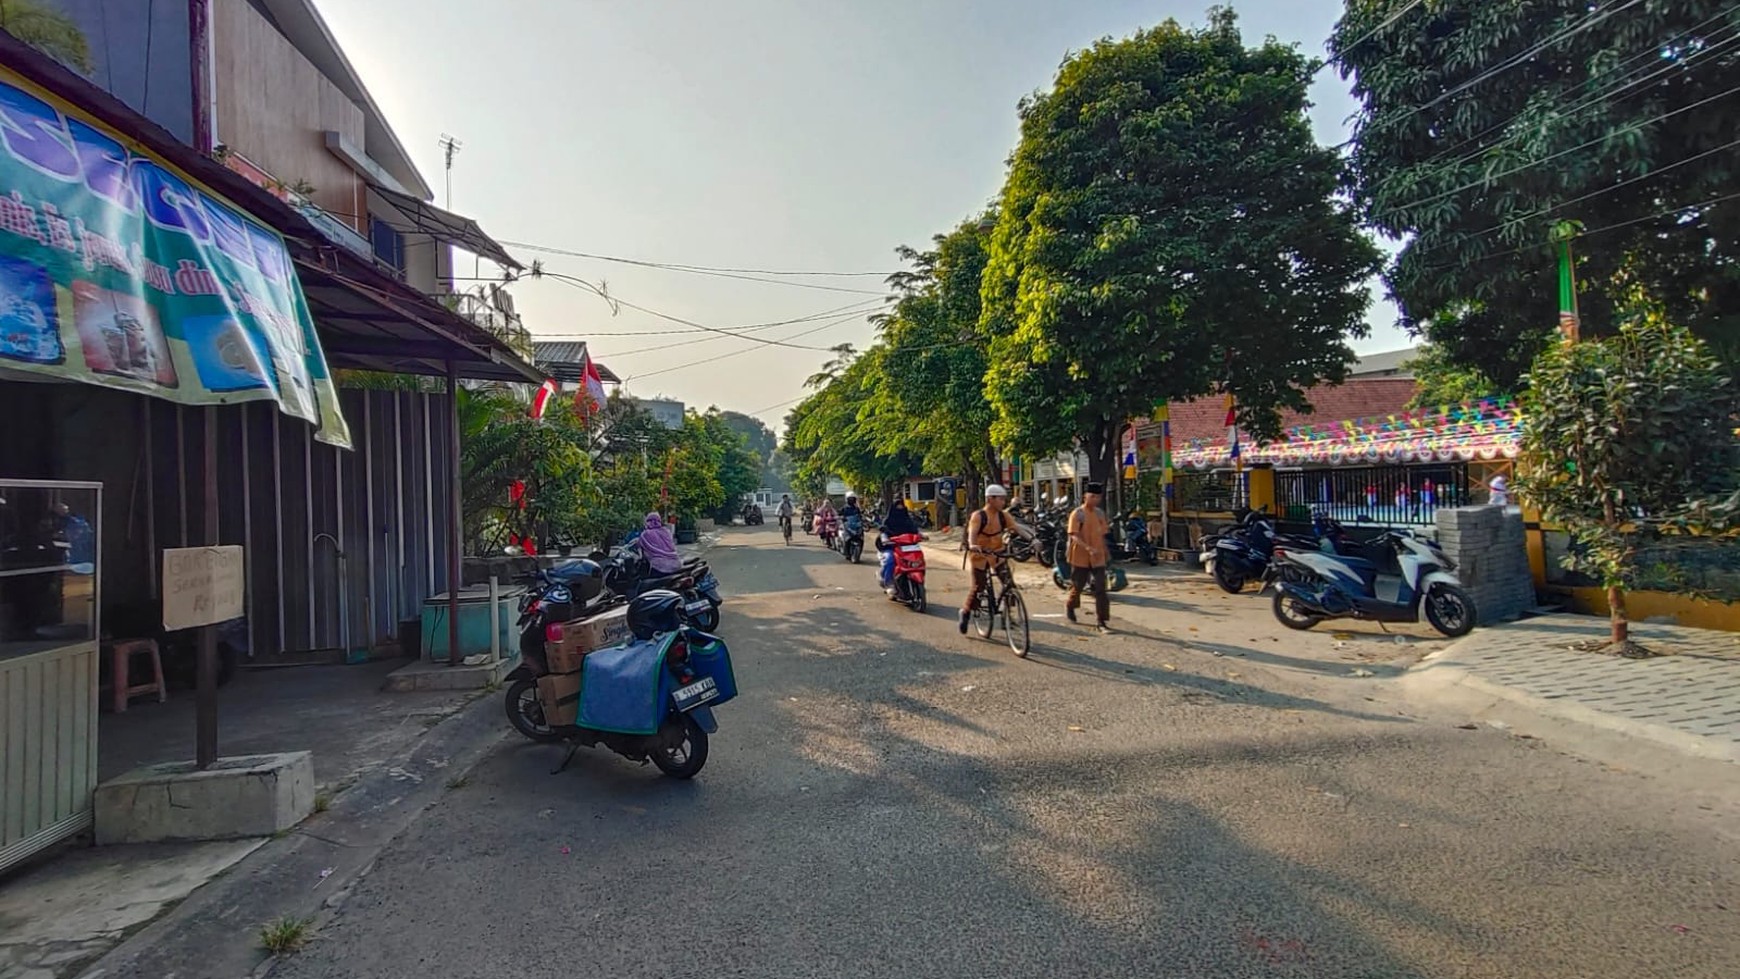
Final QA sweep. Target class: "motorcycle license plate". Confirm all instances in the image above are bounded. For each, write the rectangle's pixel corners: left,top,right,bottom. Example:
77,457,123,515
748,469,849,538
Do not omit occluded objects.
898,544,922,553
684,600,711,615
672,677,718,709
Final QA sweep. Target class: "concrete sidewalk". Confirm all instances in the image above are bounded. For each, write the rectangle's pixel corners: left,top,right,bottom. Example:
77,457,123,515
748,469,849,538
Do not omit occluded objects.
1407,615,1740,763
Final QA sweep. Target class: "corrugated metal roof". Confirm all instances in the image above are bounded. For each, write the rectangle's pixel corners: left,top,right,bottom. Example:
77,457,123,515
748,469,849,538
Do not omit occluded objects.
532,341,620,383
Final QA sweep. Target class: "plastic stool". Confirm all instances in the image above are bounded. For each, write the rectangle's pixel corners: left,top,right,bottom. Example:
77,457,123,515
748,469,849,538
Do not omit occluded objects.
108,639,167,713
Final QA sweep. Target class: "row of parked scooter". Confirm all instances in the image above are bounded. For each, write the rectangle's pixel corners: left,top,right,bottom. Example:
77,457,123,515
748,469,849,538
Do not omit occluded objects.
1198,509,1477,637
1001,498,1157,592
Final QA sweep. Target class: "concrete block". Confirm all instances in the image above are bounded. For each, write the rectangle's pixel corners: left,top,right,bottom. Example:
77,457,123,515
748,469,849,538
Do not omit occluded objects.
95,753,315,845
383,658,511,692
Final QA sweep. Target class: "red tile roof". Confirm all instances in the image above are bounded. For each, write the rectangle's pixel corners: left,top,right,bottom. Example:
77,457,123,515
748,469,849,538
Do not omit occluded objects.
1139,378,1419,444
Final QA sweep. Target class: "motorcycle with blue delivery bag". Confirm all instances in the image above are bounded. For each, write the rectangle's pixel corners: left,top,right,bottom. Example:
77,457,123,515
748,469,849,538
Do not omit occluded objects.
505,588,736,778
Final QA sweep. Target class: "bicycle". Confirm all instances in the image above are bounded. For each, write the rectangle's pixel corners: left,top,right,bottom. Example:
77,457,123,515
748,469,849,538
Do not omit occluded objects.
968,549,1030,658
779,514,793,545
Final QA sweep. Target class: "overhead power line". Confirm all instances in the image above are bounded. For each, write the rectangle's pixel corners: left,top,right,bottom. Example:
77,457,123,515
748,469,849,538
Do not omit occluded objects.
499,239,896,288
538,269,884,352
1319,0,1424,74
1381,81,1740,218
1353,0,1650,143
529,297,885,339
624,312,872,382
1407,136,1740,264
1371,13,1740,191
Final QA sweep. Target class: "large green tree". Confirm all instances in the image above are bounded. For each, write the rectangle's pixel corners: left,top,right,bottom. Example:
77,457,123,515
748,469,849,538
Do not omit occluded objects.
981,10,1382,482
783,346,916,503
1333,0,1740,389
876,213,1000,497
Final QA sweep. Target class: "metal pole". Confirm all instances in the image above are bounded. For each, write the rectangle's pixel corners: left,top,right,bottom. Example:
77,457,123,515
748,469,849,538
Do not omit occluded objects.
446,361,462,667
197,406,219,770
488,575,500,664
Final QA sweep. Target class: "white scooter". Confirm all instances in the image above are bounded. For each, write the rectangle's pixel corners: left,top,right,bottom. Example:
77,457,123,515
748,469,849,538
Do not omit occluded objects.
1269,529,1476,637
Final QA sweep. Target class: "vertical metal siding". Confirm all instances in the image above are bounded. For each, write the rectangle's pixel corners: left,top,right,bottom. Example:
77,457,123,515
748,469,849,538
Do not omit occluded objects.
0,644,97,872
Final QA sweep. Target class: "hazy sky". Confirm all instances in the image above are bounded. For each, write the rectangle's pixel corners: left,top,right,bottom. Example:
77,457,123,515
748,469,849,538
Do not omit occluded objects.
312,0,1410,430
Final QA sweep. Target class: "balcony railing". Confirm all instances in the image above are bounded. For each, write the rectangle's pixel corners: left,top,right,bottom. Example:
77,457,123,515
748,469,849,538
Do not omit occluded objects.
443,291,534,361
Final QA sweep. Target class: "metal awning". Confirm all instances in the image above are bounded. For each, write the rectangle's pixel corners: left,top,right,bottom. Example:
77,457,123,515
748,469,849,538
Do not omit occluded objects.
369,185,522,270
299,260,543,384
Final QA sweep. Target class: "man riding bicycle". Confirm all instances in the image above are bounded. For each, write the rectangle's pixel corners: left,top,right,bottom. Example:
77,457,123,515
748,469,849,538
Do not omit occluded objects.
776,494,795,534
958,484,1012,634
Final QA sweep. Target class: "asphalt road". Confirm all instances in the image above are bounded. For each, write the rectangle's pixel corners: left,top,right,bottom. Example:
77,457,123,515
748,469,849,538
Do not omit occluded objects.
277,526,1740,979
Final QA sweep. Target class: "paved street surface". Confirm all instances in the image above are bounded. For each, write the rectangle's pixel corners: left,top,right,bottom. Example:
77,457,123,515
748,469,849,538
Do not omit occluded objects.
276,527,1740,979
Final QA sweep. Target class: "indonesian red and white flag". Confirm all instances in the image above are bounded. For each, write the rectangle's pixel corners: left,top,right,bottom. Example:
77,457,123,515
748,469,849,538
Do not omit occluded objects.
529,378,558,420
1224,393,1241,464
575,351,607,422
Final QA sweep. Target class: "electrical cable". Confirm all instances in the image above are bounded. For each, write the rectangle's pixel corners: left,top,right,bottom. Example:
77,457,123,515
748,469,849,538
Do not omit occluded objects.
1367,12,1740,191
1378,81,1740,218
1318,0,1424,75
537,270,880,351
623,312,876,382
1352,0,1649,142
498,239,895,280
1411,188,1740,273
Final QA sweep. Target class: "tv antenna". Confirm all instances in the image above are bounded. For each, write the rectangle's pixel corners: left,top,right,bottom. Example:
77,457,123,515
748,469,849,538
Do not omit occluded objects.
438,133,463,208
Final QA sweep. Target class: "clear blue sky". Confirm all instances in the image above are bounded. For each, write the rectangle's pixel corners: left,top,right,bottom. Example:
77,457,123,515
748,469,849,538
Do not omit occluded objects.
312,0,1409,430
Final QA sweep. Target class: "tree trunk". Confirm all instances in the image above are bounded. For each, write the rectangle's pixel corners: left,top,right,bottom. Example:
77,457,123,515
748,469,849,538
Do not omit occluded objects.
1602,493,1629,645
1085,418,1118,487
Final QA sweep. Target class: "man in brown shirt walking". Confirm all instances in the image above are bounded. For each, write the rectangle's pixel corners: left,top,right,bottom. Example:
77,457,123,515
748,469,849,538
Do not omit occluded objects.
1066,482,1112,634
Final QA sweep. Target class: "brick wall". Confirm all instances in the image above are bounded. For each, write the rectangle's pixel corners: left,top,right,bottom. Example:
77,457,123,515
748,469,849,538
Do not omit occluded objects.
1434,507,1535,626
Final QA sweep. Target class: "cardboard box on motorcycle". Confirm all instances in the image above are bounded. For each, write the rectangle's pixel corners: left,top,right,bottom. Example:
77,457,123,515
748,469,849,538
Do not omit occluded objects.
547,606,632,673
538,607,633,725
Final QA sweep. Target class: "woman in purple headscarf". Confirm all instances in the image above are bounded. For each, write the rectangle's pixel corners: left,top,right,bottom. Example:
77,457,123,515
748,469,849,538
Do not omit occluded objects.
639,511,684,575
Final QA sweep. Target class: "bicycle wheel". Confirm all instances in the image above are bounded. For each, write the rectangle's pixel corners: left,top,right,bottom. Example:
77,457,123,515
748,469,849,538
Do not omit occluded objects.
972,583,995,638
1003,587,1030,658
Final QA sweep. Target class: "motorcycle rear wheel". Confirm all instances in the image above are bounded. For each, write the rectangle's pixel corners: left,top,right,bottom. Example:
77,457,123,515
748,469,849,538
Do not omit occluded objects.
1271,589,1323,631
1212,559,1247,594
651,713,709,779
505,678,563,743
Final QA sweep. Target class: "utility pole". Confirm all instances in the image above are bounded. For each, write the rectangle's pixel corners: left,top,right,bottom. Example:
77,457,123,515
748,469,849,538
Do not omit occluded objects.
1552,219,1584,344
438,133,463,209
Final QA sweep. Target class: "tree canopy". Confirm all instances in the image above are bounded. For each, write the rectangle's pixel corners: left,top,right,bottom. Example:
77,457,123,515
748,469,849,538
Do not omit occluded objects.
1333,0,1740,389
981,9,1382,481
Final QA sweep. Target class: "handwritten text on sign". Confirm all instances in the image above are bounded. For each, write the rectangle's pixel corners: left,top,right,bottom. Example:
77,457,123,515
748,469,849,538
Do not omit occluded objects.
162,546,245,631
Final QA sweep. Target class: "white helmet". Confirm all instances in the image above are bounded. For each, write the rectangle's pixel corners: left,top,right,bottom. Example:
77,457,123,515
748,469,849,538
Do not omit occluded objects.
985,484,1009,498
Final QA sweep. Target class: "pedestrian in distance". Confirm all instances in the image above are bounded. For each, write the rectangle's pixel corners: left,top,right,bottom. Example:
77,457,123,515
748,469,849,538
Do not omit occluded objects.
1065,481,1113,634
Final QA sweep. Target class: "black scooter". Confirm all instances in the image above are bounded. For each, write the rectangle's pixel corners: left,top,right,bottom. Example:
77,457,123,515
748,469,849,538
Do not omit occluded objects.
1109,511,1158,565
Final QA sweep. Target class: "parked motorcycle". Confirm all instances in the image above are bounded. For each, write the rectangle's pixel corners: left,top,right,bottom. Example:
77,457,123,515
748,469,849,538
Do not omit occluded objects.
1201,509,1346,594
597,542,724,632
841,513,866,563
884,532,927,612
1271,529,1476,637
503,590,734,779
514,558,618,675
1110,511,1159,565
